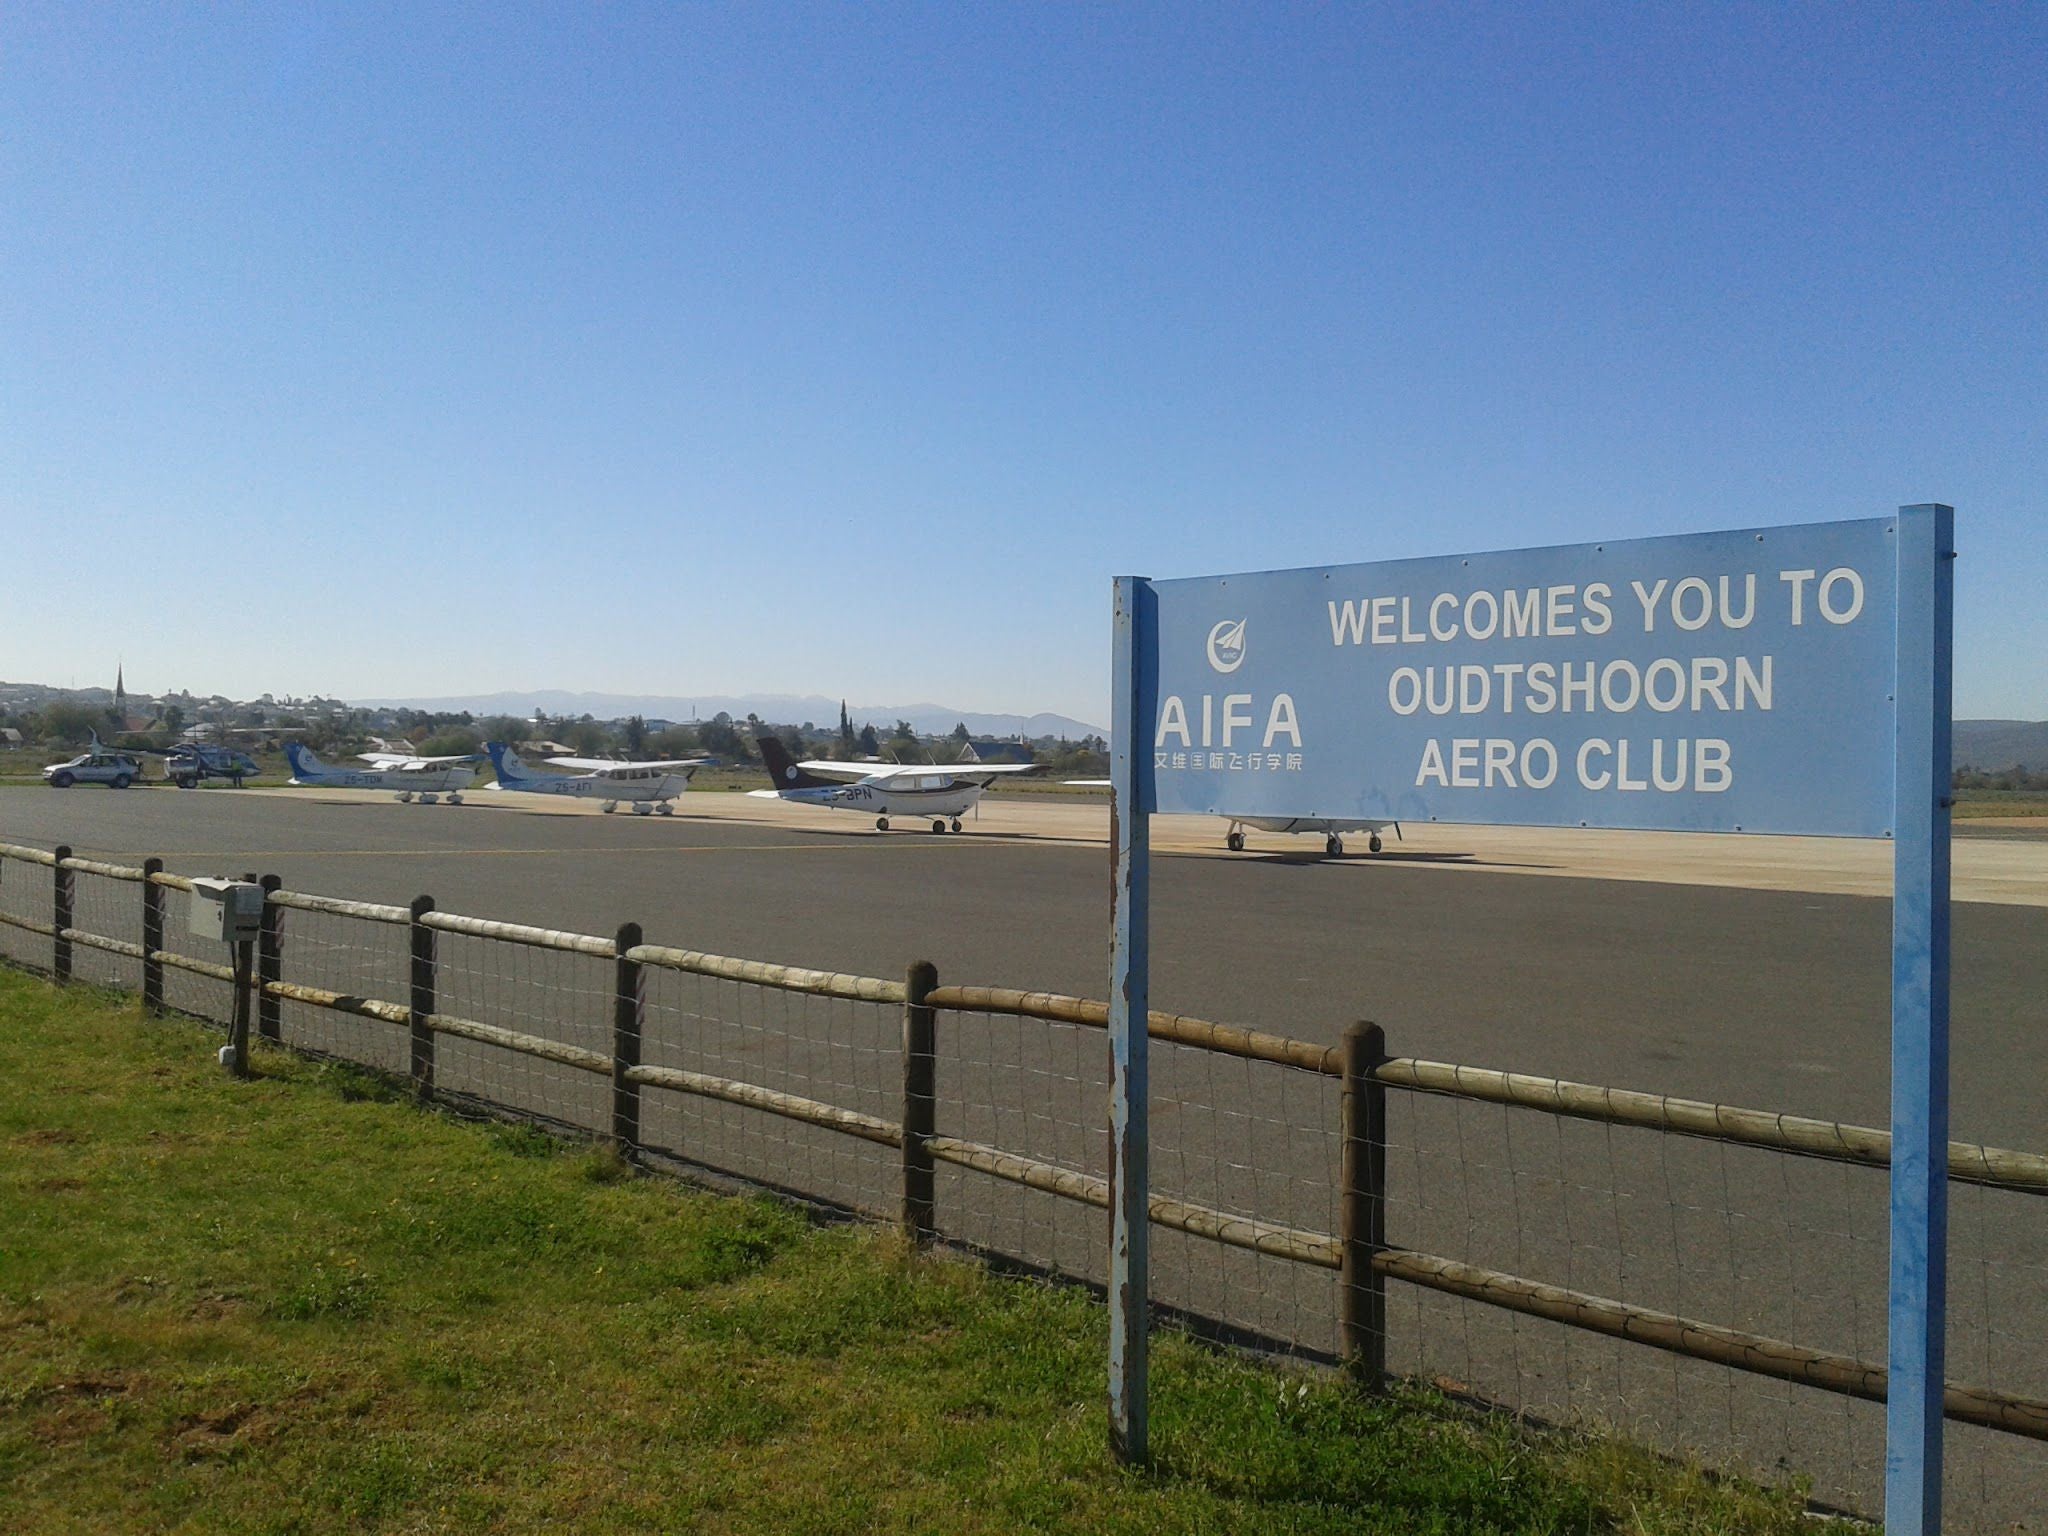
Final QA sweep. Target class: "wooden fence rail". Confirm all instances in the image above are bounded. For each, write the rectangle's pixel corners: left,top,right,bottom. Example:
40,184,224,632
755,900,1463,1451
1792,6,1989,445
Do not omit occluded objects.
6,838,2048,1449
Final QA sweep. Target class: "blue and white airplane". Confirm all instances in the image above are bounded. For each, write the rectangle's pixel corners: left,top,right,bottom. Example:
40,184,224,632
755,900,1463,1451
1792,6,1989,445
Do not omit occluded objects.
751,737,1038,833
284,743,479,804
485,742,706,815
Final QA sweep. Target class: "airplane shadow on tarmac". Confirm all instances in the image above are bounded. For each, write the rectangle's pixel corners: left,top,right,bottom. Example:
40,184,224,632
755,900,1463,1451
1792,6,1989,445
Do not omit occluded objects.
1203,848,1560,871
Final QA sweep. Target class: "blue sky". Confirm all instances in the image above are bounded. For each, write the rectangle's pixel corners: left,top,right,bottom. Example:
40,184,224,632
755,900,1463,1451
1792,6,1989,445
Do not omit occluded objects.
3,4,2041,724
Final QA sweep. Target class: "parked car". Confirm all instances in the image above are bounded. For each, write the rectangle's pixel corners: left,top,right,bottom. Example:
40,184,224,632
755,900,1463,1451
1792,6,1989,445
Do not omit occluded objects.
42,748,142,789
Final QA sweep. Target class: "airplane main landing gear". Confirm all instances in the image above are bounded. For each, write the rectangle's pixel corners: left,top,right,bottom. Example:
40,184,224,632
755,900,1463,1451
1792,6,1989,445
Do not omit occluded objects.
1324,834,1344,858
1225,830,1246,852
601,801,619,814
656,802,674,816
447,793,463,805
398,791,414,803
1368,831,1383,854
876,816,890,831
631,803,652,815
930,819,947,834
950,818,962,833
420,794,440,805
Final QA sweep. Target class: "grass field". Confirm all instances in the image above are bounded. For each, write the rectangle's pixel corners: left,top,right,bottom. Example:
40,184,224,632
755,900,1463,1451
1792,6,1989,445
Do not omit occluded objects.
1954,788,2048,819
0,972,1827,1533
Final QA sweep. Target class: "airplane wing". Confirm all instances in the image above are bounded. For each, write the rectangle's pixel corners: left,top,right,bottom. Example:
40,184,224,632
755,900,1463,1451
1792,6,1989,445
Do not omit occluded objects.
360,752,482,770
545,757,708,775
855,762,1040,786
792,759,887,782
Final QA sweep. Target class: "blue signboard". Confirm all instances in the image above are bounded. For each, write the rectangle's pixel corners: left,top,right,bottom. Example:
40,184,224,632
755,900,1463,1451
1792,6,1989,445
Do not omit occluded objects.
1107,508,1954,1535
1142,517,1899,837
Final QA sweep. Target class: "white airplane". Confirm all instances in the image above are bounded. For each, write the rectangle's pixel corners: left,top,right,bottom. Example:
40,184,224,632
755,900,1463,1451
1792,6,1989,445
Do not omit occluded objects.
1066,778,1398,857
485,742,706,815
284,743,479,804
751,737,1038,832
1220,815,1399,858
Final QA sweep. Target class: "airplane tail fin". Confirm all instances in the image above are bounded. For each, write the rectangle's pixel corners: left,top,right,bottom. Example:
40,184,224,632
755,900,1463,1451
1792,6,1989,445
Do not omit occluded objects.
485,741,532,783
756,736,834,790
284,742,322,779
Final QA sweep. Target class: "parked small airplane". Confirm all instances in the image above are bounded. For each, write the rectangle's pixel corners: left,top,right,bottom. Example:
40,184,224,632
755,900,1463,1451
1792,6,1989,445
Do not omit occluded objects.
284,743,479,804
484,742,706,815
752,737,1038,832
139,741,260,788
1219,815,1398,858
1066,779,1397,857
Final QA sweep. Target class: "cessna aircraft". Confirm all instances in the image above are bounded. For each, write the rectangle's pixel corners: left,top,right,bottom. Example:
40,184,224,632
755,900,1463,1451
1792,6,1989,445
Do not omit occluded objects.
1067,778,1396,857
484,742,705,814
1219,815,1398,858
752,737,1038,832
284,743,479,804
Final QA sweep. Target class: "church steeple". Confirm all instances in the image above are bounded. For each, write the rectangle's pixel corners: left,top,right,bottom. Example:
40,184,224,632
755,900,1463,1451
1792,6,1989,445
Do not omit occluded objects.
115,662,126,715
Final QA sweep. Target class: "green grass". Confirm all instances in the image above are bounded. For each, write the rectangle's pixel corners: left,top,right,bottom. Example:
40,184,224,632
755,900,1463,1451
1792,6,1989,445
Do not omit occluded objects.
0,971,1823,1534
1954,788,2048,819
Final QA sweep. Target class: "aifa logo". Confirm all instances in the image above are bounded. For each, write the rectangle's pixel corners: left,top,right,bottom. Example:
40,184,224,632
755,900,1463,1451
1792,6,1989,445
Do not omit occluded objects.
1206,619,1246,674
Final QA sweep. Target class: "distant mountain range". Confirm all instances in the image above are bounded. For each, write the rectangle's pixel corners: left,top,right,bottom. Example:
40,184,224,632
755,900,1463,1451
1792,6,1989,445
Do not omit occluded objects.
354,691,1107,742
1954,719,2048,770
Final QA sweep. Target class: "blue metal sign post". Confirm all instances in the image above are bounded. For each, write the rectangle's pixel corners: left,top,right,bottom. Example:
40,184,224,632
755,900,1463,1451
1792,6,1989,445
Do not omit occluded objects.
1886,504,1954,1535
1107,507,1955,1521
1108,574,1155,1463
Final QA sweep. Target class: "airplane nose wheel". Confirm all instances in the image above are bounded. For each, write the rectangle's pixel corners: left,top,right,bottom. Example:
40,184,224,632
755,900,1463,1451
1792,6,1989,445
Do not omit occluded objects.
1368,832,1383,854
950,819,962,833
1226,831,1246,852
876,816,890,831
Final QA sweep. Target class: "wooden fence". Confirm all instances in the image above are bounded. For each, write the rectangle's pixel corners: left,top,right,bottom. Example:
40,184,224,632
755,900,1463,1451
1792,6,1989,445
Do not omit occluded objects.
4,837,2046,1447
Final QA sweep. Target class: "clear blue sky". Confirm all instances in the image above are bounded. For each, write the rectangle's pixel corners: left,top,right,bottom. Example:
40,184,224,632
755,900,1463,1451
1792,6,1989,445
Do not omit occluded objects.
4,4,2042,724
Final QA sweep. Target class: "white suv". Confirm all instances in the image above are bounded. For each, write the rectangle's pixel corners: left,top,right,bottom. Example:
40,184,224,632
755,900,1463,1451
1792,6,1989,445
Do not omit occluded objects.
43,750,141,789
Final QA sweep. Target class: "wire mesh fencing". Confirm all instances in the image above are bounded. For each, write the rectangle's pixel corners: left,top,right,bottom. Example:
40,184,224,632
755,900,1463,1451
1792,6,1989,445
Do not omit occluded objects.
428,918,618,1135
2,835,2045,1530
634,951,905,1221
0,844,59,974
1944,1176,2048,1531
930,999,1110,1287
264,893,413,1073
1379,1084,1888,1513
60,861,146,993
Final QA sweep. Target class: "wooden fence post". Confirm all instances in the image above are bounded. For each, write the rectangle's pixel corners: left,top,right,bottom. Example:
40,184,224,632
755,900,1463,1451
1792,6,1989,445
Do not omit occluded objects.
612,922,644,1160
257,875,283,1044
51,845,72,982
409,896,436,1100
1341,1020,1388,1390
226,935,254,1077
902,960,938,1245
141,858,164,1014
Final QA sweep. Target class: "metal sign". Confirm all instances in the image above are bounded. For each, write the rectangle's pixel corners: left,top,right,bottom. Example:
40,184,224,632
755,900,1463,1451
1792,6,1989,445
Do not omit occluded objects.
1142,517,1899,836
1107,506,1954,1535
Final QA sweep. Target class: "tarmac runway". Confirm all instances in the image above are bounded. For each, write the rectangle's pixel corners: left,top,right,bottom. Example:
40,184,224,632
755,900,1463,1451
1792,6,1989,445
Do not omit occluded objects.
4,784,2045,1523
4,784,2042,1142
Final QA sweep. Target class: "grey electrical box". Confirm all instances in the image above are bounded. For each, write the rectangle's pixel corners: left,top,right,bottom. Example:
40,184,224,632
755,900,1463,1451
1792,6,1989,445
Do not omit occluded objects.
187,878,264,943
